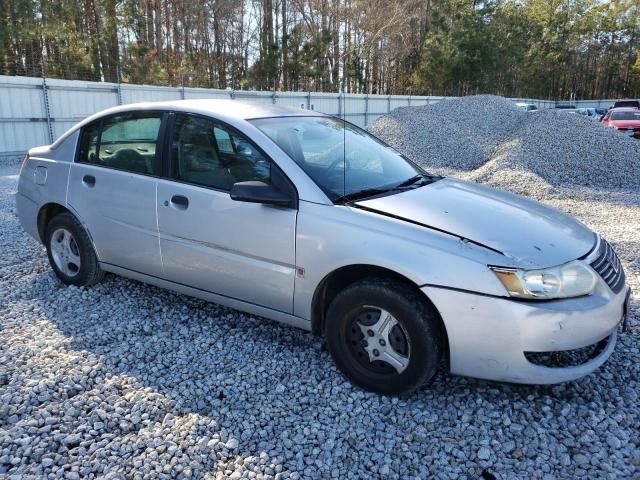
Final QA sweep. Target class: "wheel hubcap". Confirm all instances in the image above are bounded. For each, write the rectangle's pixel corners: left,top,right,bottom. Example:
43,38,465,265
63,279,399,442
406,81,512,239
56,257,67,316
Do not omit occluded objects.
50,228,81,277
347,306,410,375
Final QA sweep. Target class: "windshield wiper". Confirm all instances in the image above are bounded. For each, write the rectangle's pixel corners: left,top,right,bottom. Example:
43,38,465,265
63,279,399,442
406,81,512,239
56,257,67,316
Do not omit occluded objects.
333,174,440,205
393,174,428,189
386,173,439,194
333,187,394,205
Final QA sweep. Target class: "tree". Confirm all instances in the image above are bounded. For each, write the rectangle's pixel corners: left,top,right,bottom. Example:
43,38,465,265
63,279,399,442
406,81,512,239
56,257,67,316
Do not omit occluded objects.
0,0,638,98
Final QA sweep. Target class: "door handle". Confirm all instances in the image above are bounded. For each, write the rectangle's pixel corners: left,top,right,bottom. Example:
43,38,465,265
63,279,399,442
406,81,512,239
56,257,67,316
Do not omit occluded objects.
82,174,96,187
170,194,189,210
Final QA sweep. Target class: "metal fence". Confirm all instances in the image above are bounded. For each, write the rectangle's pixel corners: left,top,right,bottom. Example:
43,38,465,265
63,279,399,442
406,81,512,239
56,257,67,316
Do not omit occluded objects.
0,74,623,160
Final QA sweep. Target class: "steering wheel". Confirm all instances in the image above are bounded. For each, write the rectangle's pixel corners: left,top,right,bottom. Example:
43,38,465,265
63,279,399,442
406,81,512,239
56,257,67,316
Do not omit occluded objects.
323,140,354,174
324,155,351,173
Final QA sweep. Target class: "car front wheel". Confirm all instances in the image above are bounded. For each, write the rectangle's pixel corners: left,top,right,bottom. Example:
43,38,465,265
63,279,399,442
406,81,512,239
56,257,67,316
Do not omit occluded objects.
325,278,443,396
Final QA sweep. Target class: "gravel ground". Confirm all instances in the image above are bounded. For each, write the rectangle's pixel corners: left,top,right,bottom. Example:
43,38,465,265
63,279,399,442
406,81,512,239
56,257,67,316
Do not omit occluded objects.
2,96,640,479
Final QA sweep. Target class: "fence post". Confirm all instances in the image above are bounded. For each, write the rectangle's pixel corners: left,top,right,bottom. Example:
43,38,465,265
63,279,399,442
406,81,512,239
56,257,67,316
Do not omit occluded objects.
40,61,54,144
306,91,311,110
364,93,369,126
387,94,391,113
180,73,185,100
337,92,342,118
115,65,123,105
272,91,277,104
408,95,412,106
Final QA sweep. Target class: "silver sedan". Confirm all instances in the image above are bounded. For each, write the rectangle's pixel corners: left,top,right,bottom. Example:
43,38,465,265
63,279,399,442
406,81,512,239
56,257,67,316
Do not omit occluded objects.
16,100,630,395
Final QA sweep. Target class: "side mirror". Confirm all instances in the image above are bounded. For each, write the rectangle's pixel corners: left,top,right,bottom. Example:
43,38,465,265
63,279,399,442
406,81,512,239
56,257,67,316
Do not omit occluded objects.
230,181,293,207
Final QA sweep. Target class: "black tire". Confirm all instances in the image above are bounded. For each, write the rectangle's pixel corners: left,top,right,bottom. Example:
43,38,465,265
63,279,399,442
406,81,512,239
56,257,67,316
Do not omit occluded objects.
45,212,105,287
325,277,443,396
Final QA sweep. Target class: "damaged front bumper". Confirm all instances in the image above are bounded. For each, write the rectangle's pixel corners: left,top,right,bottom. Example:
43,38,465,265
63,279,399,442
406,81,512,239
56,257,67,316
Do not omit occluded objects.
423,282,630,384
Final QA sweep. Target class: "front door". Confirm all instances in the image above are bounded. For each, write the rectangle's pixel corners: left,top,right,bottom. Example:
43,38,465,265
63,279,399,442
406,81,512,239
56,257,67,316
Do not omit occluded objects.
156,113,297,313
67,112,165,277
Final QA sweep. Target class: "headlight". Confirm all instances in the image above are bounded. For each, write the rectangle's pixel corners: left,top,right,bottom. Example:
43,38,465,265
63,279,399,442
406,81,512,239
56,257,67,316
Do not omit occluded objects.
491,261,597,299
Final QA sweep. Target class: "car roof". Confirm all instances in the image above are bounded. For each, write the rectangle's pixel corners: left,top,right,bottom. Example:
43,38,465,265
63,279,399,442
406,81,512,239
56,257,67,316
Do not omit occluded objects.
51,99,327,149
609,107,640,112
105,99,326,120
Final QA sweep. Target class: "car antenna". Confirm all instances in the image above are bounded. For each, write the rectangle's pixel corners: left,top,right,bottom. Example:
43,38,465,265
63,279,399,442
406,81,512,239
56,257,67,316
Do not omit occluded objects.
342,82,346,199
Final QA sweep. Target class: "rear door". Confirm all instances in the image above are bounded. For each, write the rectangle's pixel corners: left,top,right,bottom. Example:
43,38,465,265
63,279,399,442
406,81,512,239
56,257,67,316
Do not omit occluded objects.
67,111,165,277
156,113,297,313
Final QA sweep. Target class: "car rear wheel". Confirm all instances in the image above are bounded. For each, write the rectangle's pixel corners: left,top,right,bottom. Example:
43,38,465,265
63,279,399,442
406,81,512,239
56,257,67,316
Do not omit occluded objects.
45,212,104,286
325,277,443,396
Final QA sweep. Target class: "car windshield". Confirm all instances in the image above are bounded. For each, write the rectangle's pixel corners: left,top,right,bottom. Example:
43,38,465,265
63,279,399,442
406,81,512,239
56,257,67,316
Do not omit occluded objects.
611,111,640,120
250,116,433,202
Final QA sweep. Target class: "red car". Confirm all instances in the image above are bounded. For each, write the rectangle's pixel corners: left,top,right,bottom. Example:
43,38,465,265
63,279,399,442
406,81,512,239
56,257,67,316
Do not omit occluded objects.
601,107,640,138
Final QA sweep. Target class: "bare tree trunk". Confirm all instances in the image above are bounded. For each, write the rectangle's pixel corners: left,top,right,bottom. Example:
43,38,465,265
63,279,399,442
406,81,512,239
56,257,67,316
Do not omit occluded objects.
103,0,120,82
261,0,274,89
155,0,162,63
145,0,154,50
85,0,102,78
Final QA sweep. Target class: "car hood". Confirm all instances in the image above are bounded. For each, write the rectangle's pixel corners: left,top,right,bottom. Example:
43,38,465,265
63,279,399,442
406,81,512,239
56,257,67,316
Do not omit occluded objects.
355,178,595,268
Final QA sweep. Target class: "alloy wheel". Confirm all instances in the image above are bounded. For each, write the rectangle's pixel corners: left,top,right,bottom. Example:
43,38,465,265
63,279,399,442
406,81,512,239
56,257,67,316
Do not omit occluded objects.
50,228,82,277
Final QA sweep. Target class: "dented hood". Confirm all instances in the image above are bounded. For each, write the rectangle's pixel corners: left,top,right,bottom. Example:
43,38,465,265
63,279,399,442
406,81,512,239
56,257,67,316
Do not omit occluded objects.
355,178,595,268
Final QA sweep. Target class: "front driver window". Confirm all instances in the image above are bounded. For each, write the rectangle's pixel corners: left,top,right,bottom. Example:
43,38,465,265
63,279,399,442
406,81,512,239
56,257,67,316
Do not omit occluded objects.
172,115,271,191
250,116,422,199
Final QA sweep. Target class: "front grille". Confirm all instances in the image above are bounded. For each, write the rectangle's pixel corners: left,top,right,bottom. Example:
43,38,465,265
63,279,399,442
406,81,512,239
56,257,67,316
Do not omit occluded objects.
589,238,625,294
524,336,610,368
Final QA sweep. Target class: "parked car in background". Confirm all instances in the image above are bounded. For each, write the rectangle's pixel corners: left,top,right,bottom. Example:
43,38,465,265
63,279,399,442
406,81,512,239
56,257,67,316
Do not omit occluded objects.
595,108,608,120
612,100,640,109
576,108,598,118
16,101,630,395
554,103,577,109
601,108,640,138
554,104,577,114
514,102,538,112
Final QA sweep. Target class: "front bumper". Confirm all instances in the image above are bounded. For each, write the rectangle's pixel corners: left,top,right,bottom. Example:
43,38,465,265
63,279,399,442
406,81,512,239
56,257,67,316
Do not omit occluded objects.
616,127,640,139
423,282,629,384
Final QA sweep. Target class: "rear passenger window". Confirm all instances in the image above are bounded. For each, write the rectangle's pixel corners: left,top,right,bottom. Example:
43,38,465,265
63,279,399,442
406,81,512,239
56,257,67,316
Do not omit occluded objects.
77,113,163,176
172,115,271,191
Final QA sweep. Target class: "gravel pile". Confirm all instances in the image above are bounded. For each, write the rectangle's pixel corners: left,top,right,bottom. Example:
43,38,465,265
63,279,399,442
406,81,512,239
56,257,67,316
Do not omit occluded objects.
370,95,640,192
1,113,640,480
368,95,526,172
466,110,640,195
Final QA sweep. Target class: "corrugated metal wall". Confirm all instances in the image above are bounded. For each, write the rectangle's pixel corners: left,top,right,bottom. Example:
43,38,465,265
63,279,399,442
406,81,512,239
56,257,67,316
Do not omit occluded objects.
0,74,617,159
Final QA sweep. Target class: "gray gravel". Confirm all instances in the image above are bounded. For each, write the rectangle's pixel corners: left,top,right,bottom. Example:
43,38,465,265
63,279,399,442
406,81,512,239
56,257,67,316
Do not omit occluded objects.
2,96,640,480
370,95,640,191
465,110,640,194
369,95,526,172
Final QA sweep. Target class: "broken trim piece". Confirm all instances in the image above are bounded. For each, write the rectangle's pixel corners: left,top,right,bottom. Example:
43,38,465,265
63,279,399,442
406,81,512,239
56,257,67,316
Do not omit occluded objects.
351,203,505,256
